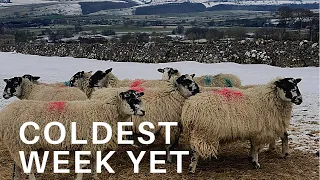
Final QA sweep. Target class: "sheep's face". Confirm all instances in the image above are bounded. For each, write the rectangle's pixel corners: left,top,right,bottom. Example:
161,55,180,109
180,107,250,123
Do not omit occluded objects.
158,67,179,80
175,74,200,97
119,90,145,116
22,74,40,83
89,68,113,88
69,71,92,87
3,77,23,99
275,78,302,105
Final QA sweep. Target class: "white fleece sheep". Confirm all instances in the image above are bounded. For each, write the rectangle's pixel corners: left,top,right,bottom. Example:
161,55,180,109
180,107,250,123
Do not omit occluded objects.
0,89,145,180
181,78,302,173
91,74,200,162
158,68,242,88
22,74,70,87
2,77,87,101
200,85,290,154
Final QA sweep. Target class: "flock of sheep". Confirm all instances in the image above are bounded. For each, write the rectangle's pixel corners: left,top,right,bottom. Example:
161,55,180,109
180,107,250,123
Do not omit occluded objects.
0,67,303,179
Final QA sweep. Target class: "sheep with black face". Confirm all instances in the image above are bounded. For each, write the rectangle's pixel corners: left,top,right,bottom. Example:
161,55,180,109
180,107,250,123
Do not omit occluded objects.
2,76,87,101
91,74,200,163
181,77,302,173
0,89,145,180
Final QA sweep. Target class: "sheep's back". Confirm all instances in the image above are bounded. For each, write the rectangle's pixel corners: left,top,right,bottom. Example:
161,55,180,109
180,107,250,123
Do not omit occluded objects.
182,88,286,144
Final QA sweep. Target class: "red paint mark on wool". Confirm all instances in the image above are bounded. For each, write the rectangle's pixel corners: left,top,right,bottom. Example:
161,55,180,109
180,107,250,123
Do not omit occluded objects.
129,79,145,92
47,101,66,112
212,88,243,100
130,79,145,88
130,86,145,92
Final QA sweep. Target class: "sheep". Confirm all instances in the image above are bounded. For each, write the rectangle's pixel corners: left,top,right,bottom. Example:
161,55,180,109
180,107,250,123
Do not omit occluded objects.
94,68,174,88
200,85,290,154
69,70,111,98
88,68,113,88
157,67,181,80
157,67,242,88
91,74,200,163
193,73,242,87
22,74,70,87
2,76,87,101
0,89,145,180
181,77,302,173
68,71,96,98
105,75,171,89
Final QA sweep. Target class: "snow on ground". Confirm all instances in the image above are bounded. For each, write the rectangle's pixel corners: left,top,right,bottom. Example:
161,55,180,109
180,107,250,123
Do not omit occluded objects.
0,52,319,154
36,3,82,16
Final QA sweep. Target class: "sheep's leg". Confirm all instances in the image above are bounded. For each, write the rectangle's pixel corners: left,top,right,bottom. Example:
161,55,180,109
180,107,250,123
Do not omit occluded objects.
27,173,36,180
165,144,173,163
188,149,199,174
280,131,289,158
75,164,88,180
12,153,30,180
12,163,21,180
91,158,100,180
251,145,261,169
249,140,254,161
165,125,182,163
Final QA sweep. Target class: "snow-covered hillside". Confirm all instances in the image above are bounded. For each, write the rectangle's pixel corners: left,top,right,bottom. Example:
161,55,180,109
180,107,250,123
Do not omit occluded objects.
0,0,318,15
0,52,319,154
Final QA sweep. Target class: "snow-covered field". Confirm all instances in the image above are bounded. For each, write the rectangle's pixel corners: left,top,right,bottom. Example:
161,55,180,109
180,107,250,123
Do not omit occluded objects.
0,52,319,154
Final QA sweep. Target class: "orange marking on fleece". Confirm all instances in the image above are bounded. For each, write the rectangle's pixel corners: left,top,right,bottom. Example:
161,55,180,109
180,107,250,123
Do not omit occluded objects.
47,101,66,112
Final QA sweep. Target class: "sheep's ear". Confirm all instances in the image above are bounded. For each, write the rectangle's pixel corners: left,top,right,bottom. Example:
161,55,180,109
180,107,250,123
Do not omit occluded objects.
173,69,179,74
32,76,40,81
190,74,195,78
176,75,185,84
16,77,23,83
119,92,126,99
137,92,144,97
4,79,8,83
294,78,302,84
105,68,113,74
274,80,283,88
157,68,164,73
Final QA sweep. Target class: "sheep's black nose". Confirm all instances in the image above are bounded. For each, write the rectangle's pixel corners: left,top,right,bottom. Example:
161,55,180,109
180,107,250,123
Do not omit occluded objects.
141,110,145,116
296,98,302,105
293,97,302,105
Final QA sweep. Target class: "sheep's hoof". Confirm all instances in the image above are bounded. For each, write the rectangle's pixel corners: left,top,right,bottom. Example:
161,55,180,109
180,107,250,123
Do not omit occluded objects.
280,153,289,159
188,166,196,173
188,169,195,174
252,162,260,169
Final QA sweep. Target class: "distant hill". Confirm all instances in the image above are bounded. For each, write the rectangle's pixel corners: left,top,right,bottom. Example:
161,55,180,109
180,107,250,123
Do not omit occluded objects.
79,1,138,15
135,2,206,15
207,3,319,11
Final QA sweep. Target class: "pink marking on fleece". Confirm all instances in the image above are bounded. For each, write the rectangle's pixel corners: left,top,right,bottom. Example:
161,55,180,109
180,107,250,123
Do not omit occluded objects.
47,101,66,112
130,86,145,93
130,79,145,87
129,79,145,92
212,88,243,100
